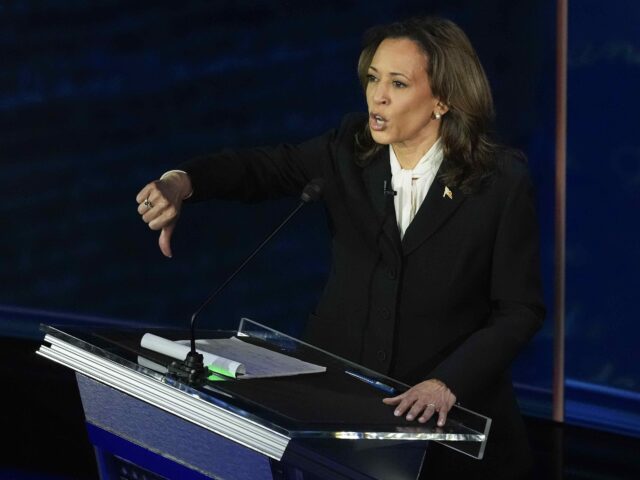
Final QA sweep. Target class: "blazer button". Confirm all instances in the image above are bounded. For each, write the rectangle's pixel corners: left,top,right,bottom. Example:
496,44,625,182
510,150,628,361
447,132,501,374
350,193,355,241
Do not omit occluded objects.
379,307,390,319
377,349,387,362
387,267,397,279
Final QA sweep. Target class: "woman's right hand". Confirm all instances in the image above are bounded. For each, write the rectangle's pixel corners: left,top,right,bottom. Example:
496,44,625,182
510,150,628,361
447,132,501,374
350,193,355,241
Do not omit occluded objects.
136,171,192,258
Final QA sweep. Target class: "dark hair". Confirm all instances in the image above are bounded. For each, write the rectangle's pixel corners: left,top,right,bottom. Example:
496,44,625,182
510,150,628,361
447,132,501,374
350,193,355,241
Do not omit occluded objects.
355,17,506,193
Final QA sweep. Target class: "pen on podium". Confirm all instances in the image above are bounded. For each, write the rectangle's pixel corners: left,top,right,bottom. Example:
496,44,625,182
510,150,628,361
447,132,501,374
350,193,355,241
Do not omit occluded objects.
345,370,396,395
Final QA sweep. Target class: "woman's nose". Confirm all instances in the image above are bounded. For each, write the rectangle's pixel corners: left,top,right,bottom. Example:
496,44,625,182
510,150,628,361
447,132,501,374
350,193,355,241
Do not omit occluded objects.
372,84,389,105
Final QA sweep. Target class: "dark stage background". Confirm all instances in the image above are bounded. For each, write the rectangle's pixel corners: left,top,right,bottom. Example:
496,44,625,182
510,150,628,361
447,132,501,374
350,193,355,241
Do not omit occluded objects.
1,0,638,449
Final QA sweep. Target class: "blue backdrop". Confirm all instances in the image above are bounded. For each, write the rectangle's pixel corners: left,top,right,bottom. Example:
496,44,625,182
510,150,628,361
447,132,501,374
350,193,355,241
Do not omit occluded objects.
563,0,640,436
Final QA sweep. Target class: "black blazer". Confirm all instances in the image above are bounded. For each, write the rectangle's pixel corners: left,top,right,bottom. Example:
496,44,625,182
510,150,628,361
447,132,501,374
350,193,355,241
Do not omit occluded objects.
181,113,545,477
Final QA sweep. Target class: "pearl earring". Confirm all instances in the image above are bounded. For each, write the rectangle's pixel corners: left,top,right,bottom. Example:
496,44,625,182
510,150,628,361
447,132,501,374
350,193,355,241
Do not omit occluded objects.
434,112,442,120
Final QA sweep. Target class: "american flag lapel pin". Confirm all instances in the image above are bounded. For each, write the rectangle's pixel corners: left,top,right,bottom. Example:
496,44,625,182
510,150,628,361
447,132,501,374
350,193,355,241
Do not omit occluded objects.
443,186,453,200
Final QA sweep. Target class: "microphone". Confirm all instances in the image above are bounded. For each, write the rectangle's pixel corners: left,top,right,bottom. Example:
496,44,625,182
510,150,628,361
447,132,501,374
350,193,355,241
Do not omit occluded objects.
167,178,326,385
383,180,397,197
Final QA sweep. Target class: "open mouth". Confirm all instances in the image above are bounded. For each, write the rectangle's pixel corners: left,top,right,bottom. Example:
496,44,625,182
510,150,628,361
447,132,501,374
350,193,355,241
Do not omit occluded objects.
370,113,387,131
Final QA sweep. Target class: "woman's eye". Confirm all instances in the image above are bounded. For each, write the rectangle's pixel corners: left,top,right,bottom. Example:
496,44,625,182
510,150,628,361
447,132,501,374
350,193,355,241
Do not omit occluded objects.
393,80,407,88
367,74,378,82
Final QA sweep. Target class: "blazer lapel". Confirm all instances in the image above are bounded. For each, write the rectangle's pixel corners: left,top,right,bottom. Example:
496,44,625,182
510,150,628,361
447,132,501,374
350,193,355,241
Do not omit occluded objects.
337,147,402,254
361,149,390,221
336,147,385,249
361,149,403,252
401,176,466,256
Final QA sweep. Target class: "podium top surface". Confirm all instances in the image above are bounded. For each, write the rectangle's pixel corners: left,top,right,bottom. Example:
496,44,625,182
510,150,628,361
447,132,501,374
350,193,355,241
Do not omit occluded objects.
37,318,490,459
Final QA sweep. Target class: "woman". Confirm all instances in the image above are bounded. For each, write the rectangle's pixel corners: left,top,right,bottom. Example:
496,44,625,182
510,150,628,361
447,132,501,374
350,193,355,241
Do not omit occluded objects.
137,17,544,478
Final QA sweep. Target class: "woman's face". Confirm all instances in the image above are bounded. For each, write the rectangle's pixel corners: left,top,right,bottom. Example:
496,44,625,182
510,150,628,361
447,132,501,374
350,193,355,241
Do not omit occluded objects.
366,37,443,149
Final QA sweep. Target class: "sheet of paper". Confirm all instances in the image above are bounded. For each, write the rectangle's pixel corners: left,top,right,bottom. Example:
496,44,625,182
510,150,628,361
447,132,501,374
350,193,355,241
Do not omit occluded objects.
178,337,326,379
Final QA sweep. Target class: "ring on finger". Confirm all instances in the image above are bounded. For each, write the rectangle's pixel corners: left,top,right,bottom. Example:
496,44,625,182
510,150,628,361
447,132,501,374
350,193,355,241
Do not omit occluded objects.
143,197,154,209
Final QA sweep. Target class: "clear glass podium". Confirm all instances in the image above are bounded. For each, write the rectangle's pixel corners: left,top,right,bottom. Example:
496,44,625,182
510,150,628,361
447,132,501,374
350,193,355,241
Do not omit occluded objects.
37,318,491,480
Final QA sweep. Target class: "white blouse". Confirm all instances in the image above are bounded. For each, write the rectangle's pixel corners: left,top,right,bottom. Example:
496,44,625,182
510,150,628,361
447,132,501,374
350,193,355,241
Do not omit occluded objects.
390,139,444,239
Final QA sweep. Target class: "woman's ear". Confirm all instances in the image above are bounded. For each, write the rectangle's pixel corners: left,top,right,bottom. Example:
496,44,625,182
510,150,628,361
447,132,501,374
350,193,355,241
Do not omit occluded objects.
435,100,450,117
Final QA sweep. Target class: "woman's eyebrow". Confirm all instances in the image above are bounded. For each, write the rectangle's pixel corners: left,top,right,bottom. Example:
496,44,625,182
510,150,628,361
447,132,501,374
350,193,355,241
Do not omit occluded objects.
368,65,410,80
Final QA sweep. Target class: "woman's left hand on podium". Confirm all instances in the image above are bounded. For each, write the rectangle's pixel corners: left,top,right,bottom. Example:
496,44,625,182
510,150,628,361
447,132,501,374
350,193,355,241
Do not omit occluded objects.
382,378,456,427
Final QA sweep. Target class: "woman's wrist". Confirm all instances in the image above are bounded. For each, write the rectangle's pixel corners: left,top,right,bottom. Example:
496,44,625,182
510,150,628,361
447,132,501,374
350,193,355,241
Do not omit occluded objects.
160,170,193,199
428,378,447,388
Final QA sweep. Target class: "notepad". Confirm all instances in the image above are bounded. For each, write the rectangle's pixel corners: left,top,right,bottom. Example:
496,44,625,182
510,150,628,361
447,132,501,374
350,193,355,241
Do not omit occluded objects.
140,333,325,379
183,337,326,379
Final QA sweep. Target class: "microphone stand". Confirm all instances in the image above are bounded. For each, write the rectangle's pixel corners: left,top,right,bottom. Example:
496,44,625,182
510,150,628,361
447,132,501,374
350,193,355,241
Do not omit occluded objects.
167,179,324,385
